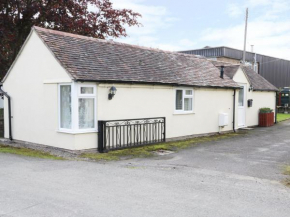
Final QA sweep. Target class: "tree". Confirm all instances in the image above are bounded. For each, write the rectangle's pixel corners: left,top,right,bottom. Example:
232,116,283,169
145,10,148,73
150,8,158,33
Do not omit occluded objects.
0,0,141,79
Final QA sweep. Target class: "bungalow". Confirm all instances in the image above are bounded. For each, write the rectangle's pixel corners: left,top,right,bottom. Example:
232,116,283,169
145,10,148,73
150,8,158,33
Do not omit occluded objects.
1,26,276,151
211,61,278,127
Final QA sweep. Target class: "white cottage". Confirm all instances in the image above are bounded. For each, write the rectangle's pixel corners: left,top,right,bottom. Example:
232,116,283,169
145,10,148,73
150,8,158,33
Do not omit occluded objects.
1,27,276,151
212,62,278,128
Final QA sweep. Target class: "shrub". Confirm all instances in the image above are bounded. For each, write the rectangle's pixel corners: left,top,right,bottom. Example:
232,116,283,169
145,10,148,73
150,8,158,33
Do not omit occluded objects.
259,107,273,113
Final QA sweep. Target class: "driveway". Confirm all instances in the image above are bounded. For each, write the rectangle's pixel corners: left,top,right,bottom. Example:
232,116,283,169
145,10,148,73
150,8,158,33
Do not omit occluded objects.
1,121,290,217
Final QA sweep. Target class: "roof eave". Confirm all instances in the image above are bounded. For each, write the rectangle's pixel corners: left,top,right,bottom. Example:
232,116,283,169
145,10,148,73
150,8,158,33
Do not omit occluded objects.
74,79,240,90
253,89,278,92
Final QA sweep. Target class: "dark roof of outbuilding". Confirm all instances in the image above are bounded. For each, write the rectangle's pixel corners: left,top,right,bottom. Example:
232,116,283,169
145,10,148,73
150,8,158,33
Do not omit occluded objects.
241,66,278,92
211,60,278,92
33,26,239,89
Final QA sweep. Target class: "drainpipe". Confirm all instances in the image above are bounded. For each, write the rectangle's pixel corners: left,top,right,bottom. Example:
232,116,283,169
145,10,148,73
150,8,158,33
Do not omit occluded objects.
0,84,12,140
275,92,277,124
233,89,236,132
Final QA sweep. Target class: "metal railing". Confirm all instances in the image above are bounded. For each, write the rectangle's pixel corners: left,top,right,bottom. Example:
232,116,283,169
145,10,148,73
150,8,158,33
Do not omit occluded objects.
98,117,166,152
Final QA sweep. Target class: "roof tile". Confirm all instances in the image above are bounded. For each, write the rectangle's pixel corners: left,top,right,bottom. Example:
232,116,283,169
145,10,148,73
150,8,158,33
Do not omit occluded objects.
34,26,239,89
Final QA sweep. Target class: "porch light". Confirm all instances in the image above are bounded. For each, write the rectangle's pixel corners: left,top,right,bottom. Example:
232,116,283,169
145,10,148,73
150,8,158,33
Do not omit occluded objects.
108,86,117,100
248,85,253,92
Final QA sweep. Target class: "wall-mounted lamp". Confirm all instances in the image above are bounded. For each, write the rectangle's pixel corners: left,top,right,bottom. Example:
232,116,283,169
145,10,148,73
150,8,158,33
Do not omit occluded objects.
108,86,117,100
248,85,253,92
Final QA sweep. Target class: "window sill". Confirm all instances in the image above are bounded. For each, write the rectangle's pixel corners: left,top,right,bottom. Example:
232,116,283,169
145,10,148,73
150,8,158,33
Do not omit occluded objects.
173,111,195,115
57,129,98,134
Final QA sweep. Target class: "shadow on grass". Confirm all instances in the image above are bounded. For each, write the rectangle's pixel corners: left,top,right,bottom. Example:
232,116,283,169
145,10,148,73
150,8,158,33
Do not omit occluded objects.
81,132,244,162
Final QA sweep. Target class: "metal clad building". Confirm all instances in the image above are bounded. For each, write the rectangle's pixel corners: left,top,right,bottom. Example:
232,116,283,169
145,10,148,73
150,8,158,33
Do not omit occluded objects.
180,46,290,88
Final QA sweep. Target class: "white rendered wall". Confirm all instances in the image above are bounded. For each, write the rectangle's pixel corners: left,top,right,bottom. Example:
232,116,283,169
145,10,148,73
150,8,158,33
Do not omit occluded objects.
3,30,80,150
232,68,276,127
97,84,235,139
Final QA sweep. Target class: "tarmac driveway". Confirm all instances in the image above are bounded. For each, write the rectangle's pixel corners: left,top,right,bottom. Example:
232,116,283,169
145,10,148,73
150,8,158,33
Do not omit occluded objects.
1,121,290,217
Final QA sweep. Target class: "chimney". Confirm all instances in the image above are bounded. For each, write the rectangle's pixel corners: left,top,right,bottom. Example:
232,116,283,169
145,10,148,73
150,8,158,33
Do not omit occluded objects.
220,66,224,79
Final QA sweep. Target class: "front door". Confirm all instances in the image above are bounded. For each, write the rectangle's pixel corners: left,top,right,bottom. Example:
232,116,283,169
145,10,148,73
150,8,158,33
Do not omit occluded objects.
238,84,246,128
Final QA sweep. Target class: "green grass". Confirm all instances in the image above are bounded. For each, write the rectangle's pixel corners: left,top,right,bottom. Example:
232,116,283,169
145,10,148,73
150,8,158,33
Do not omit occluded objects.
283,166,290,187
0,144,64,160
81,132,241,161
277,113,290,122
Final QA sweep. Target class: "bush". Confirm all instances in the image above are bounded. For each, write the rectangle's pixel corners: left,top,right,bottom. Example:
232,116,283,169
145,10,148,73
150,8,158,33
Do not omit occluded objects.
259,107,273,113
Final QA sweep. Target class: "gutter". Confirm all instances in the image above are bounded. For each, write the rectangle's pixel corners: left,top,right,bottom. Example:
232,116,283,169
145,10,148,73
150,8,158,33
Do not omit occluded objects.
233,89,236,132
75,79,241,90
0,84,12,140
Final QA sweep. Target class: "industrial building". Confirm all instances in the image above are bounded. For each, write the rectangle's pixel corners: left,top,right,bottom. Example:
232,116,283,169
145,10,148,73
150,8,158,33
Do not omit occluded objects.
180,46,290,88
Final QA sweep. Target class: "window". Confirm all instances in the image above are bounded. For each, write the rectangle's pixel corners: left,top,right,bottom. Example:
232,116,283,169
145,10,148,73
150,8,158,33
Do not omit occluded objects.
175,89,194,113
80,87,94,94
60,85,72,129
238,86,244,106
59,83,97,133
78,85,96,130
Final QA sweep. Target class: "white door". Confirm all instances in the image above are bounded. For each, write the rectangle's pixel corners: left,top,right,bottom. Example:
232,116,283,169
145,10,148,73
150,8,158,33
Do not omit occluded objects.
238,84,246,127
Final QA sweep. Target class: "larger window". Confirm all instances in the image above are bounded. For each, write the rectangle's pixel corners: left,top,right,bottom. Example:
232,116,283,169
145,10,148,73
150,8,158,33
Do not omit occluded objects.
175,89,194,113
60,85,72,129
59,83,97,133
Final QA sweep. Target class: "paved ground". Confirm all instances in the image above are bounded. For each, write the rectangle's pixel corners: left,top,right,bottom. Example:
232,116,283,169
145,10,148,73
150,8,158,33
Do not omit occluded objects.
1,121,290,217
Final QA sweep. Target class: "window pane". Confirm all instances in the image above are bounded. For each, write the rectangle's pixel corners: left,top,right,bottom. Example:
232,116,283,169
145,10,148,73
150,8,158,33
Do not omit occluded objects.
184,98,192,111
60,85,71,129
79,98,95,129
185,90,192,95
238,87,244,106
81,87,94,94
176,90,183,110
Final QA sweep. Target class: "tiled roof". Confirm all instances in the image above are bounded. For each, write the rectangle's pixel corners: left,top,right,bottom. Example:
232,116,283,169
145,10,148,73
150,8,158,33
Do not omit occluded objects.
223,65,240,79
211,60,277,91
241,66,278,92
33,26,239,89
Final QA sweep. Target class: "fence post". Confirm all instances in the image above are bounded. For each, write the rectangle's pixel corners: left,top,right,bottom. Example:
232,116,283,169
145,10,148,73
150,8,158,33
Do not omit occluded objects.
98,121,104,153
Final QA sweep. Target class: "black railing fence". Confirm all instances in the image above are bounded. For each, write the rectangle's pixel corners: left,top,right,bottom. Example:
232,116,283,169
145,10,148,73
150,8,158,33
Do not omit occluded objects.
98,117,166,152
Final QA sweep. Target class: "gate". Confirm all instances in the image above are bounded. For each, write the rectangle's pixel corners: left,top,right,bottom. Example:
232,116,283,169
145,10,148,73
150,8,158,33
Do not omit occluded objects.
98,117,166,152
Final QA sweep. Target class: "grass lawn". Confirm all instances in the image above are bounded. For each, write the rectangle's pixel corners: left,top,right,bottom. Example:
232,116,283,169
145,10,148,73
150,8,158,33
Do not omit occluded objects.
81,132,241,161
0,144,64,160
277,113,290,122
283,166,290,187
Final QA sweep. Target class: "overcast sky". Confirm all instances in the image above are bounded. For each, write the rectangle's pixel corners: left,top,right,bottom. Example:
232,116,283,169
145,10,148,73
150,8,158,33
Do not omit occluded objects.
110,0,290,60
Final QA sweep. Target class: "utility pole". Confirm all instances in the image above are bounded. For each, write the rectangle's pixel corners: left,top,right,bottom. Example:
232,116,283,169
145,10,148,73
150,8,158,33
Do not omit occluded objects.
242,8,248,64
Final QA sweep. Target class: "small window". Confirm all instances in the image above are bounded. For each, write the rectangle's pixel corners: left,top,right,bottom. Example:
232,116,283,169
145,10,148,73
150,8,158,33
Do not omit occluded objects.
175,89,194,113
238,86,244,106
80,87,94,94
285,94,289,97
176,90,183,110
78,85,96,130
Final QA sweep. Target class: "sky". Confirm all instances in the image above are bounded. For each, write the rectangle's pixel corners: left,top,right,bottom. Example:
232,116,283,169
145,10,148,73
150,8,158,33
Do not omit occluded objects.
109,0,290,60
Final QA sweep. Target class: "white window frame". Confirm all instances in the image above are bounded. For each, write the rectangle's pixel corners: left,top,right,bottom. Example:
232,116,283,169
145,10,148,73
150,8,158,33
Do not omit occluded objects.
76,83,97,133
58,83,73,132
58,82,97,134
174,88,194,114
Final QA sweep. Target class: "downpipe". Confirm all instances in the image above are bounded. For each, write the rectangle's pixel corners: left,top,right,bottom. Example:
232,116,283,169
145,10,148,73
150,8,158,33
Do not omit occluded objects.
275,92,277,124
233,89,236,133
0,84,12,140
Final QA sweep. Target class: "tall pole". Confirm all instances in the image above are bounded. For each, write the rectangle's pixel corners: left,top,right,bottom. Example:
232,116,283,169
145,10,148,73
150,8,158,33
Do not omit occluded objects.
242,8,248,64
